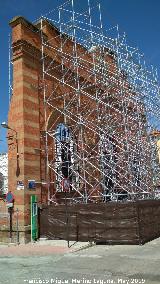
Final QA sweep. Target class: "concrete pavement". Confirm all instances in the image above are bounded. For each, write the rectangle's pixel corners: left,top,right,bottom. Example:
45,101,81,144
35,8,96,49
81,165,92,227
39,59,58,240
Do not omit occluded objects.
0,238,160,284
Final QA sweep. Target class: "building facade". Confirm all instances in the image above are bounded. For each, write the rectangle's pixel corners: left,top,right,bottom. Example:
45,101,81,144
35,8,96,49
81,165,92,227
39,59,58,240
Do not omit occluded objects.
7,9,159,242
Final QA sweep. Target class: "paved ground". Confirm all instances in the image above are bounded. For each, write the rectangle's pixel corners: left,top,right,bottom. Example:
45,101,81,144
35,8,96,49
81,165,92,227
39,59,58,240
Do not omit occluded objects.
0,238,160,284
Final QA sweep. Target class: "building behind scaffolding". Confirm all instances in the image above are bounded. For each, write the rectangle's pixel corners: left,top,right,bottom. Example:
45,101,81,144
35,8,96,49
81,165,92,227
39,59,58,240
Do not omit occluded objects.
6,0,160,242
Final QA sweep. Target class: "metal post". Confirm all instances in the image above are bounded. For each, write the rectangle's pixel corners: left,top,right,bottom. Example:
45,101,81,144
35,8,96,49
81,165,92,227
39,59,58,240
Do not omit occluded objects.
8,207,12,242
16,208,19,244
65,191,69,248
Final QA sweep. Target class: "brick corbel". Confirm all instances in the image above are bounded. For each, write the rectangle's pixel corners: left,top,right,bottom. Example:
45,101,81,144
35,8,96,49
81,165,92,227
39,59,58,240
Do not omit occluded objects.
12,39,41,62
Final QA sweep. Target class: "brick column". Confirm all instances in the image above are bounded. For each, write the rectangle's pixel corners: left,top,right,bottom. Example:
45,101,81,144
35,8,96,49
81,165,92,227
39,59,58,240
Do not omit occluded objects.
8,17,42,242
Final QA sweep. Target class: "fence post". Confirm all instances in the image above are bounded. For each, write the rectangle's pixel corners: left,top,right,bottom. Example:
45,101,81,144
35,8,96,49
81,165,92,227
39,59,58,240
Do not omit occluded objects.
65,191,69,248
16,208,19,244
8,207,13,242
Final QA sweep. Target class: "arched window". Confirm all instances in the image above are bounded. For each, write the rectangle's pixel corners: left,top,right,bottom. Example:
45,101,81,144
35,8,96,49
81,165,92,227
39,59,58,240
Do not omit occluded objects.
55,123,77,192
0,172,4,192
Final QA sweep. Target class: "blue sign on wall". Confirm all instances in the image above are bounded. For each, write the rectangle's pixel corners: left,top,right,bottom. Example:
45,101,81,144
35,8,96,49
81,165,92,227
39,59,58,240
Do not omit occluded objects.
28,180,36,189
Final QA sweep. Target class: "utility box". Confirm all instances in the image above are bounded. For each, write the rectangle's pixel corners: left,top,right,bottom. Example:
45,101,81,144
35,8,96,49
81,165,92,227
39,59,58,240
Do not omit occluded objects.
31,195,38,241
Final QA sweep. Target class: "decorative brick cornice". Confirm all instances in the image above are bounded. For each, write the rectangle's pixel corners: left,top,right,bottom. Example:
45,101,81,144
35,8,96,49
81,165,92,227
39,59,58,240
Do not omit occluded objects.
9,16,48,43
9,16,40,33
35,18,60,35
12,39,41,62
10,16,70,42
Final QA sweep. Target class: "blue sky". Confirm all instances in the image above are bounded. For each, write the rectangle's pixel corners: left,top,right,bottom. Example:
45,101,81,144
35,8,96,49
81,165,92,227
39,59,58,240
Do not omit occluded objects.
0,0,160,152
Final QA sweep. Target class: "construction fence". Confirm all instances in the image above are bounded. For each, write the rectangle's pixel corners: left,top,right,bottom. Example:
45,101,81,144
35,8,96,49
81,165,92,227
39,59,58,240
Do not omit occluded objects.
40,199,160,245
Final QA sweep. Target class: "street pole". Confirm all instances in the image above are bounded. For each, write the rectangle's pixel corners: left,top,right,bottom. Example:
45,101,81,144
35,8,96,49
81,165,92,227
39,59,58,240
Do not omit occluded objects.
8,207,12,242
16,208,19,244
65,191,69,248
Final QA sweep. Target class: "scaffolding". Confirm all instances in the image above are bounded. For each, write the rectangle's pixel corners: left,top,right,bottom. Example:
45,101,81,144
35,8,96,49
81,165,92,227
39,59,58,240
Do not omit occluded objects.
39,0,160,203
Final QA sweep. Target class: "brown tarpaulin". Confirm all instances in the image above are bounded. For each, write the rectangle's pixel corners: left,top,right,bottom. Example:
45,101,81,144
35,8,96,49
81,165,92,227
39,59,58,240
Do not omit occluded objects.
39,199,160,245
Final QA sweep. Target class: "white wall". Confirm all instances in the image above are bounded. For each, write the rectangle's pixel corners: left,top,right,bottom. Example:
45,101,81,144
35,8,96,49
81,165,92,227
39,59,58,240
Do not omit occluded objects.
0,153,8,193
